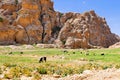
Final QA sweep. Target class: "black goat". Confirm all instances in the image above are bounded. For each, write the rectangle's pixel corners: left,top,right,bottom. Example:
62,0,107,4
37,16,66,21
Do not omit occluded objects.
39,57,47,63
101,53,105,56
20,52,23,54
63,50,68,53
73,52,75,54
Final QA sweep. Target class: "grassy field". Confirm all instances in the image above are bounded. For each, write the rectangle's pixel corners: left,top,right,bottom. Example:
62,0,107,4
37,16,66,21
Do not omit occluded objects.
0,46,120,79
0,47,120,65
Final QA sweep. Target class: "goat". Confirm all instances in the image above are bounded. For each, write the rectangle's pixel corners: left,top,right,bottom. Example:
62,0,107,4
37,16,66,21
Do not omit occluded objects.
39,57,47,63
63,50,68,53
8,52,12,55
20,52,23,54
73,52,75,54
101,53,105,56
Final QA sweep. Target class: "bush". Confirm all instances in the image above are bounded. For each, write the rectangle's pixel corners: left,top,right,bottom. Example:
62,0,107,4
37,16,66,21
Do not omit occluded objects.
60,13,63,17
37,67,47,74
55,69,62,75
115,64,120,69
21,67,32,77
64,68,74,75
9,67,21,78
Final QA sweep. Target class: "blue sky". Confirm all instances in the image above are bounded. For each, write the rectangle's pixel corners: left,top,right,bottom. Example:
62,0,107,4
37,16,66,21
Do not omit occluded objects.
53,0,120,36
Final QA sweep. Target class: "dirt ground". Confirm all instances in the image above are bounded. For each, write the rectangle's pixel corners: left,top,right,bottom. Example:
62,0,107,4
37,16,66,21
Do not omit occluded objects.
40,68,120,80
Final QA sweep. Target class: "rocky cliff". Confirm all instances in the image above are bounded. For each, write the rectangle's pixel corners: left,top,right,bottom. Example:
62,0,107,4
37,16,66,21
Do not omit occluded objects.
0,0,119,48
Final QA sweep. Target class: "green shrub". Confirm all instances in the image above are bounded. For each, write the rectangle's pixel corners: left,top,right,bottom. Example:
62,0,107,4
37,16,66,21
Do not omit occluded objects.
60,13,63,17
77,66,84,74
37,67,47,74
55,69,62,75
102,64,113,70
64,68,74,75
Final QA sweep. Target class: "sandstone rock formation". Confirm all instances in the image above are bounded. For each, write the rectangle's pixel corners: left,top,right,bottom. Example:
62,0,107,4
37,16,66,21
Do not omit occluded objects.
57,11,120,48
0,0,119,48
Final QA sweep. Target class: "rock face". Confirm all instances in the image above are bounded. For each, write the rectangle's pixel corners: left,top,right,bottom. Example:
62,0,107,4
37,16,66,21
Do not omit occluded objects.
57,11,120,48
13,0,43,44
0,0,119,48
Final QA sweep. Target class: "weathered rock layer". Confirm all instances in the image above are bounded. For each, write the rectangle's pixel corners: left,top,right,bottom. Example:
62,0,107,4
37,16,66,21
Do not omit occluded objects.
0,0,119,48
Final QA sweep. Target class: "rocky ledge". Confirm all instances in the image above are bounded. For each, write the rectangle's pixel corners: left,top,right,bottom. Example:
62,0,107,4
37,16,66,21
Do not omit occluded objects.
0,0,119,48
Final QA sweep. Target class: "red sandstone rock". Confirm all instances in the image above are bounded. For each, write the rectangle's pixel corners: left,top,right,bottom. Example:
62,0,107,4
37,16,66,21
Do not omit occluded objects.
0,0,119,48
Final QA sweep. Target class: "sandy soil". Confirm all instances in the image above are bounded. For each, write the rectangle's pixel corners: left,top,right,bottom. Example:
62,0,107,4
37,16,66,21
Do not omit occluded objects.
41,68,120,80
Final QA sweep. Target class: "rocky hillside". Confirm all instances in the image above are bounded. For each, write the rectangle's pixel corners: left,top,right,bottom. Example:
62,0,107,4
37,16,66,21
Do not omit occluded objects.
0,0,119,48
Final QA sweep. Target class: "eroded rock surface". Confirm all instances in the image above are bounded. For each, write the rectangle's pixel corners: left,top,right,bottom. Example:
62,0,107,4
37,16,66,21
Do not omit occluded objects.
57,11,119,48
0,0,119,48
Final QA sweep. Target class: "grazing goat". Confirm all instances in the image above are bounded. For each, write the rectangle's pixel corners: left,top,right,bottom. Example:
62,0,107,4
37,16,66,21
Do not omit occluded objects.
80,52,83,54
101,53,105,56
73,52,75,54
63,50,68,53
8,52,12,55
20,52,23,54
85,52,89,55
39,57,47,63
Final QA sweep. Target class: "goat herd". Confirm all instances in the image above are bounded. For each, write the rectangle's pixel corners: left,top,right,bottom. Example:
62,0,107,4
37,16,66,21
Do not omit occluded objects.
39,50,105,63
7,50,105,63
